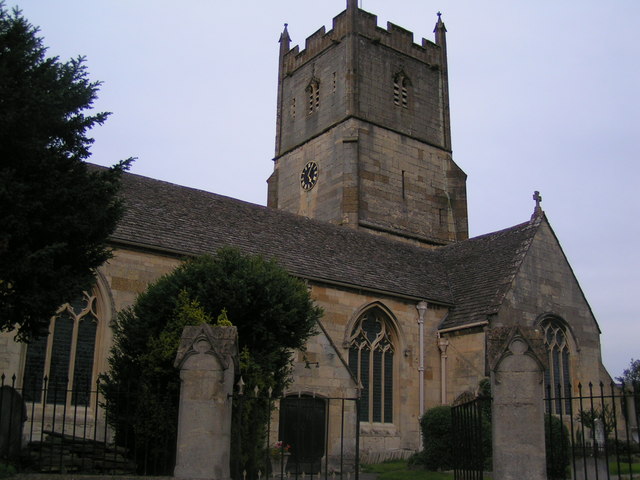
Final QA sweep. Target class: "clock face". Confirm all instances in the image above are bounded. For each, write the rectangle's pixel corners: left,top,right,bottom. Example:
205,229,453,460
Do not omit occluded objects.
300,161,319,191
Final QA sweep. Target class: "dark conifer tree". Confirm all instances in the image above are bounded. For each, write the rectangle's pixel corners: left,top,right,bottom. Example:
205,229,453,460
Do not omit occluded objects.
0,4,131,341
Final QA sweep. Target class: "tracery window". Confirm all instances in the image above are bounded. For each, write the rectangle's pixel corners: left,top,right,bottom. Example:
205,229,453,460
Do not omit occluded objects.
542,318,572,414
306,78,320,114
22,291,99,406
393,72,410,108
348,308,395,423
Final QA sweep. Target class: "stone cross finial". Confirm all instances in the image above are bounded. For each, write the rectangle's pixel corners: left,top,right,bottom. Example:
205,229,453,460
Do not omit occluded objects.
533,190,542,208
532,190,543,218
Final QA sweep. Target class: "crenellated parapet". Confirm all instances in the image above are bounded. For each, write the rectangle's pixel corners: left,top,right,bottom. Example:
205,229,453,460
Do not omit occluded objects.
282,7,443,75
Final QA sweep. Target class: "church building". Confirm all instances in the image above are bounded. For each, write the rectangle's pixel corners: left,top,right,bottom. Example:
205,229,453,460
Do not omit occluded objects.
1,0,613,465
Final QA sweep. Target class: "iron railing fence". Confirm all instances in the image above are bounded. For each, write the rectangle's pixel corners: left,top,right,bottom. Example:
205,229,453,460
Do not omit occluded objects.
451,395,491,480
231,385,361,480
2,373,361,479
0,373,174,475
544,381,640,480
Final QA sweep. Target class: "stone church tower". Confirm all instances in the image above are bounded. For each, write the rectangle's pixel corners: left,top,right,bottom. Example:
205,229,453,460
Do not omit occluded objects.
267,0,468,246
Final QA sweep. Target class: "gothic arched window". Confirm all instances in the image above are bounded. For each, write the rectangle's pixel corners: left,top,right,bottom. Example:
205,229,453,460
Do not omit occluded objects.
22,291,99,406
348,308,395,423
542,318,572,414
393,72,410,108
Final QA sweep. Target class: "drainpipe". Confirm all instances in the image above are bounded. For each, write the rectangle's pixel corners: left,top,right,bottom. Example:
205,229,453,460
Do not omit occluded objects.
416,301,428,417
437,333,449,404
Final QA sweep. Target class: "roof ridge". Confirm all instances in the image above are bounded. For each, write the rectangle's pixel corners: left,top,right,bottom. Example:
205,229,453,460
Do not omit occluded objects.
442,217,539,251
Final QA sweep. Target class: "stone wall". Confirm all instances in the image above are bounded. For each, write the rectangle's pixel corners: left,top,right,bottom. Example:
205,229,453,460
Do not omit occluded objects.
273,118,467,245
497,220,610,384
440,328,487,403
301,283,450,458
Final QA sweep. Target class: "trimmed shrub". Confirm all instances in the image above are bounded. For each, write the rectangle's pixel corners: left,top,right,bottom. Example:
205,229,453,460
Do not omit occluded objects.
545,415,570,480
419,406,453,471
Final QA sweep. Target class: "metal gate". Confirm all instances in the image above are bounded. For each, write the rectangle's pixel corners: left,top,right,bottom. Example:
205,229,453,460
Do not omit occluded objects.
279,395,326,474
451,395,491,480
232,388,360,480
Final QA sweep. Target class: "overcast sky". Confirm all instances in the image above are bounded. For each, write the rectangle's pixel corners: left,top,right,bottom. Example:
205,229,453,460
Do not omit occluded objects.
10,0,639,378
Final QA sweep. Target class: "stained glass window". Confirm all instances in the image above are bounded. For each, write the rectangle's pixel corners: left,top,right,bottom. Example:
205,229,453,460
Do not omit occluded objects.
22,292,98,406
542,318,572,414
348,308,395,423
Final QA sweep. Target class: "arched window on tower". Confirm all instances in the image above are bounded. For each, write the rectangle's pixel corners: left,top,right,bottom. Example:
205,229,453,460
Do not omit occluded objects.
306,78,320,114
541,317,572,414
22,291,100,406
348,307,395,423
393,71,410,108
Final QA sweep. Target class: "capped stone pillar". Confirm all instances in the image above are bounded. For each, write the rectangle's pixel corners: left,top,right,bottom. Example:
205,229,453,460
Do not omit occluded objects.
488,326,548,480
174,324,238,480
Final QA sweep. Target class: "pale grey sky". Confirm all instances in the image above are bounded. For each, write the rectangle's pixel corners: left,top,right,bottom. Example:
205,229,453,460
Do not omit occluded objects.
10,0,639,378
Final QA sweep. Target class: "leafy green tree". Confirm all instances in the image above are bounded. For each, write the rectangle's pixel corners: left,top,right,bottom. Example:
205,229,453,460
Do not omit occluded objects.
617,358,640,429
0,4,131,341
617,358,640,386
575,404,616,437
102,249,322,474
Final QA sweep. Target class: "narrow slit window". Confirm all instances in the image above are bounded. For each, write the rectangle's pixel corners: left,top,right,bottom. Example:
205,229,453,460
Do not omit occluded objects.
401,170,406,199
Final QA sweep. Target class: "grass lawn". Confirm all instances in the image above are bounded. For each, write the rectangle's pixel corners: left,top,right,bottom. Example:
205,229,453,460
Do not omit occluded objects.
362,460,454,480
0,463,17,479
609,461,640,475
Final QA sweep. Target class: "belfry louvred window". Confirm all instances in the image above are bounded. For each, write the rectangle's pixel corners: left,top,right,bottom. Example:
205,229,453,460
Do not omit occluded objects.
22,291,99,406
306,78,320,114
393,72,410,108
348,308,394,423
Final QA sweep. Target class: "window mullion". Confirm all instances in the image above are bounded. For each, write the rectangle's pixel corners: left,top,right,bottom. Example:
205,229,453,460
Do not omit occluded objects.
42,317,55,403
368,347,374,422
67,312,81,405
380,349,385,423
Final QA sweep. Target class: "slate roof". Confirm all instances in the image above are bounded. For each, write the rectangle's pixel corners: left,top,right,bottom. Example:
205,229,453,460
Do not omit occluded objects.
111,171,455,305
109,169,543,330
437,216,542,330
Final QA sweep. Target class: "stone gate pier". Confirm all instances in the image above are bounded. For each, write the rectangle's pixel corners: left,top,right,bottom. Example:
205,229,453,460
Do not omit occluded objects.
173,325,238,480
488,326,548,480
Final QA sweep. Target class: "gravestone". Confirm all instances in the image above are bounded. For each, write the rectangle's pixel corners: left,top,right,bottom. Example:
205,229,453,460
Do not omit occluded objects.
488,327,547,480
594,417,605,451
0,385,27,460
173,324,238,480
